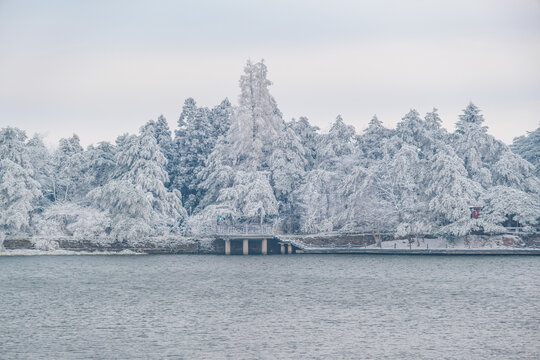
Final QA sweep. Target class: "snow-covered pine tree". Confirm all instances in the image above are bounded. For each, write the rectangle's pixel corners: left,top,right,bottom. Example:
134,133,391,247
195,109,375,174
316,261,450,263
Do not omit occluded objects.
25,134,55,203
453,102,505,187
315,115,357,171
269,121,309,232
195,60,282,229
423,108,449,158
511,125,540,176
51,134,89,202
89,126,187,242
289,116,320,170
142,115,175,184
480,186,540,233
425,145,483,230
227,60,284,169
358,115,393,163
297,169,340,233
395,109,429,153
172,98,215,211
209,98,232,141
491,151,540,192
297,115,357,233
85,141,117,188
373,136,431,238
0,128,42,247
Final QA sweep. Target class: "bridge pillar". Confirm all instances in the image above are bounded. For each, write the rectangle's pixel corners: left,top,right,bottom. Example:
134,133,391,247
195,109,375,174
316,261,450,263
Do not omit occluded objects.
225,239,231,255
243,239,249,255
280,244,285,254
261,239,268,255
288,243,293,254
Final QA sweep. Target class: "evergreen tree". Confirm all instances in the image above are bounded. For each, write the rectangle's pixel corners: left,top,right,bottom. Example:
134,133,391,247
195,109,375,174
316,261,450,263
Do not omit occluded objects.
315,115,356,171
481,186,540,232
0,128,41,246
173,98,215,211
358,115,393,162
209,98,232,140
85,141,116,188
90,126,187,242
511,126,540,176
227,60,284,168
25,134,55,202
289,116,320,169
395,109,429,152
142,115,175,183
297,169,340,233
426,145,483,228
453,102,505,187
269,122,309,232
52,134,88,202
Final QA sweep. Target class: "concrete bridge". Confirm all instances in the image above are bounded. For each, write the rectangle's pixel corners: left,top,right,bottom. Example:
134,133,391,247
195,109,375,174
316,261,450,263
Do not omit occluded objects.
215,225,294,255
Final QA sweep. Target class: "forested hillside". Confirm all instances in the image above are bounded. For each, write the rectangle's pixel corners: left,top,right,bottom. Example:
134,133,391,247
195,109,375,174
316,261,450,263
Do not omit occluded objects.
1,60,539,247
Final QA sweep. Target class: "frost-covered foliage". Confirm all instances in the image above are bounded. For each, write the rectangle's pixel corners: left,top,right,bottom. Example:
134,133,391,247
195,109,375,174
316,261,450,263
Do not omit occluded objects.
481,186,540,232
88,126,187,244
0,128,42,243
36,202,110,242
171,98,231,212
426,145,482,225
511,126,539,176
1,61,539,243
228,60,283,167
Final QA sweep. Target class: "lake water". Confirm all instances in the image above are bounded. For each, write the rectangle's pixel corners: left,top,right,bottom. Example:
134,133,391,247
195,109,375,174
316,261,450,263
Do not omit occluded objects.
1,255,538,359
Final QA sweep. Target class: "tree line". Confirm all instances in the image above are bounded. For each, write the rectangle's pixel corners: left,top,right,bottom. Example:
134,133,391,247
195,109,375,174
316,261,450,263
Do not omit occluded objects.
1,60,539,247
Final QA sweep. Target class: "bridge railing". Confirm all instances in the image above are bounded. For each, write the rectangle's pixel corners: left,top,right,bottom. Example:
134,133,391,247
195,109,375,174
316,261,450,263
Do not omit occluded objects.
215,224,274,236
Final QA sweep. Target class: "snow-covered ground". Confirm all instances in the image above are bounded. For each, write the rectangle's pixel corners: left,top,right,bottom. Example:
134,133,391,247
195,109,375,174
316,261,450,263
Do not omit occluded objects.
365,237,521,250
0,249,144,256
288,234,536,250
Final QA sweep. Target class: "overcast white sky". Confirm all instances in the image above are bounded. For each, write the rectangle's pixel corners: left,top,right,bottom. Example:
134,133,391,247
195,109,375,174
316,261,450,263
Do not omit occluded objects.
1,0,539,147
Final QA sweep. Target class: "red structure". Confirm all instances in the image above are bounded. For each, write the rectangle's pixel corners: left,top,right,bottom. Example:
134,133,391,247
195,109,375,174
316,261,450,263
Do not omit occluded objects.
469,206,482,219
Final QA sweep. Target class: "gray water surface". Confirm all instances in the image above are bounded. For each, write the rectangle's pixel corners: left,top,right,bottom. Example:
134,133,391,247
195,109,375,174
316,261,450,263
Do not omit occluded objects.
0,255,538,359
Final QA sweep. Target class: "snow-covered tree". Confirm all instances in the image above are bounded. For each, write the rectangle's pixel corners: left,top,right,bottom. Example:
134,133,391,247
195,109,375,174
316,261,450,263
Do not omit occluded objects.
297,169,340,233
227,60,284,168
373,138,431,237
395,109,429,152
289,116,320,169
209,98,232,141
90,126,187,242
423,108,449,158
453,102,504,187
85,141,116,188
25,134,55,202
0,128,42,245
172,98,217,211
358,115,393,162
195,60,284,229
197,170,278,226
512,125,540,176
142,115,175,182
481,186,540,233
270,123,308,201
269,123,309,232
426,145,483,228
88,180,154,242
36,202,111,242
491,151,540,192
315,115,356,171
52,134,88,202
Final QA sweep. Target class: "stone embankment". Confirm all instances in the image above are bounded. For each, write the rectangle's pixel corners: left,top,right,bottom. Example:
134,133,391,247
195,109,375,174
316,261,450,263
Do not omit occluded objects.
2,238,217,254
2,232,539,255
